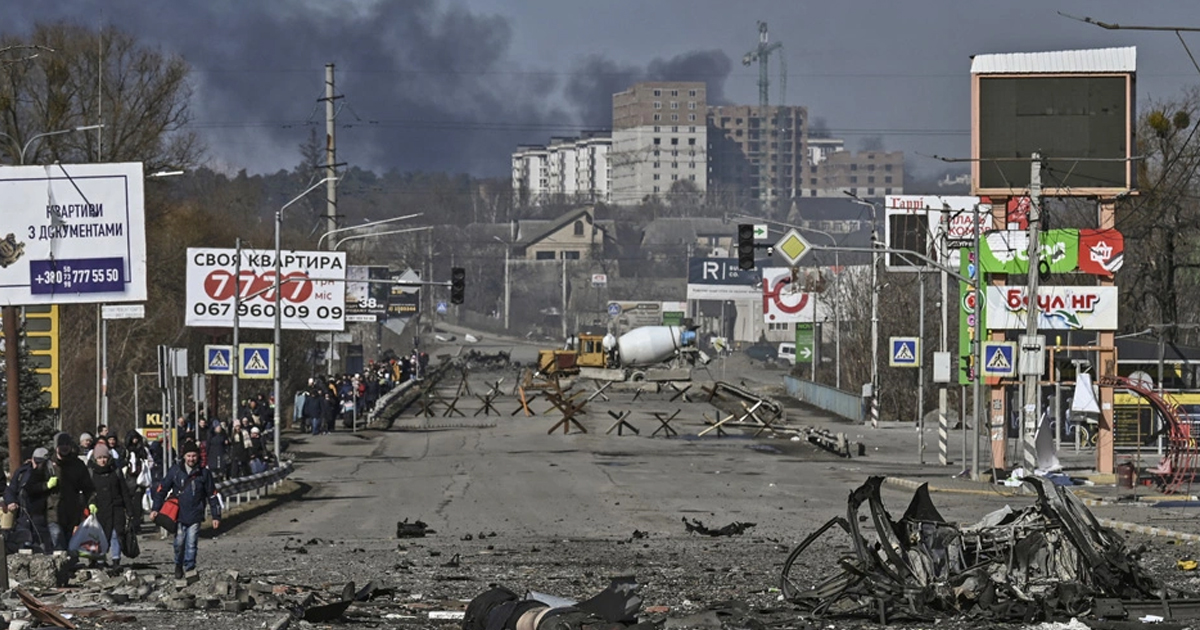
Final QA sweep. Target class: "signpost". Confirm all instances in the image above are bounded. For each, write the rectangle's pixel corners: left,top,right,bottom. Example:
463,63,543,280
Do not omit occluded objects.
981,341,1017,378
794,323,814,364
204,345,234,376
238,343,274,380
889,337,920,368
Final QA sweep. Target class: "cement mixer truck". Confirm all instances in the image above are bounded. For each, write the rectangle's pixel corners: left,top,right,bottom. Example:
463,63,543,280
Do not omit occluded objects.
537,325,709,382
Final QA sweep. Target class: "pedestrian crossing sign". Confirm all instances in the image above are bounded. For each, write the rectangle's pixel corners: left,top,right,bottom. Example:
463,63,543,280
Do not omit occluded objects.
204,345,234,375
982,341,1017,378
239,343,274,380
889,337,920,368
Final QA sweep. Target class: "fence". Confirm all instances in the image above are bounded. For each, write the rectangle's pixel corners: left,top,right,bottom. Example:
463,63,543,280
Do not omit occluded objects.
216,459,295,507
783,376,863,423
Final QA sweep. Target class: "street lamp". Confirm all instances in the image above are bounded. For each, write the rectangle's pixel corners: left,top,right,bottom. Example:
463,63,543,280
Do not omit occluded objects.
274,177,335,459
316,213,423,249
846,192,881,429
0,123,104,474
493,236,510,330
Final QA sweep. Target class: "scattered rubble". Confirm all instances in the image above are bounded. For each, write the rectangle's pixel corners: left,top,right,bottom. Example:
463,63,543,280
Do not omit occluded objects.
396,518,434,538
780,475,1180,622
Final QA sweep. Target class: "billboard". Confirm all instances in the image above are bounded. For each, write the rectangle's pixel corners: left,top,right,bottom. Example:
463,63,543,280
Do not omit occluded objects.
971,48,1135,195
883,195,991,272
345,265,390,321
686,257,768,300
985,286,1119,330
0,162,147,306
387,269,420,316
608,302,662,328
184,247,347,331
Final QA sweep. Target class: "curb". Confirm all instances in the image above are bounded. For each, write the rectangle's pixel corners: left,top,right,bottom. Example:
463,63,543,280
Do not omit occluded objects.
884,476,1200,542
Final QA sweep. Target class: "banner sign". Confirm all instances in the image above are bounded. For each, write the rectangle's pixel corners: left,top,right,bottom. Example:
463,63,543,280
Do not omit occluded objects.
608,302,662,328
0,162,147,306
345,265,390,318
979,229,1078,274
884,195,991,271
661,301,687,326
985,286,1119,330
762,267,814,323
687,257,769,300
184,247,346,331
958,249,986,384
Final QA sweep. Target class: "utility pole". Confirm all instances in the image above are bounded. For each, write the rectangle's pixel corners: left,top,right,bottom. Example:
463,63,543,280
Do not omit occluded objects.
1020,153,1044,471
741,21,783,215
971,202,983,480
869,206,880,429
324,63,340,245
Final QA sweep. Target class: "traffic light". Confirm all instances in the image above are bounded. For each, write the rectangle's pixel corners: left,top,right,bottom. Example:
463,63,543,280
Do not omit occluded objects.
737,224,756,270
450,267,466,305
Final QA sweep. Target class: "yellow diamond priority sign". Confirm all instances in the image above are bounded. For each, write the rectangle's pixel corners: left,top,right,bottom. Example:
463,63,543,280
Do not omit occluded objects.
774,229,812,266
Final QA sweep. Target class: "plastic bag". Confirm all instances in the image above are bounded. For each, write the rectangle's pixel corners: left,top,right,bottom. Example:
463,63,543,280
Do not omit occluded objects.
122,517,141,559
68,514,108,557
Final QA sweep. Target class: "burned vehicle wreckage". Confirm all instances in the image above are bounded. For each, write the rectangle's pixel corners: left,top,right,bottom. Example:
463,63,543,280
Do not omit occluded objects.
780,476,1180,623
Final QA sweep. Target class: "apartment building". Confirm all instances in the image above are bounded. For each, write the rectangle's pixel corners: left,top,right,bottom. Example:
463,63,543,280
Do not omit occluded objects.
610,81,708,204
707,104,807,204
512,131,610,206
804,150,905,198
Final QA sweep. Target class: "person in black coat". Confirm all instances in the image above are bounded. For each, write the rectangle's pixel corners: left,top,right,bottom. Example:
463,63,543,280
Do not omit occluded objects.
87,442,132,568
303,388,323,436
206,423,230,481
228,422,248,478
48,432,94,551
4,448,54,553
320,389,337,434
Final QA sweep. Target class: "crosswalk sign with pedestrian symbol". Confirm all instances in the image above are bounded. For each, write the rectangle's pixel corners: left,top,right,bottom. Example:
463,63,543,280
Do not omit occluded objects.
239,343,274,380
889,337,920,368
204,345,234,375
982,341,1017,378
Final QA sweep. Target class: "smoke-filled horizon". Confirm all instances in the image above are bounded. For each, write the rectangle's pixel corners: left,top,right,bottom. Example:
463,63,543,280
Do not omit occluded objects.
5,1,734,177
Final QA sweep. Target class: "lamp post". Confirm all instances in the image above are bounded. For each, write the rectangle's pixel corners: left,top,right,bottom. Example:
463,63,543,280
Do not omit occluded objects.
1,124,104,474
846,193,881,429
493,236,510,330
274,178,335,459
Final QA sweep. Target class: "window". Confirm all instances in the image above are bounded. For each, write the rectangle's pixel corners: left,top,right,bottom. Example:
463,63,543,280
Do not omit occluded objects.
689,162,695,169
653,162,660,168
573,220,584,236
688,114,696,121
671,138,679,145
670,101,678,109
654,137,661,145
653,114,661,121
654,150,660,157
867,188,875,195
885,176,893,183
653,89,661,96
653,185,660,193
671,174,678,181
689,174,696,181
563,251,580,260
850,176,858,183
810,178,817,185
850,164,858,171
689,126,696,132
868,164,876,171
654,126,660,132
653,174,660,180
868,176,875,184
654,101,662,109
885,164,893,172
670,89,678,96
688,101,696,110
768,322,789,331
810,190,817,197
689,89,697,97
672,162,678,168
672,150,678,157
671,114,678,121
689,150,695,157
536,251,555,260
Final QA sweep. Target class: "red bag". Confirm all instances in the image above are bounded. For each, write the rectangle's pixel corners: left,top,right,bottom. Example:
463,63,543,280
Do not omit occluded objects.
154,496,180,534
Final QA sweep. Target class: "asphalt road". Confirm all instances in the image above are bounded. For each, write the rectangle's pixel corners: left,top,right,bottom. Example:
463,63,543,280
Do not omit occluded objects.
57,326,1200,629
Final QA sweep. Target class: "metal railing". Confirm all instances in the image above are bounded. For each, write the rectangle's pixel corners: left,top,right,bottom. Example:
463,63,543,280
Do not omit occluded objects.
215,459,294,507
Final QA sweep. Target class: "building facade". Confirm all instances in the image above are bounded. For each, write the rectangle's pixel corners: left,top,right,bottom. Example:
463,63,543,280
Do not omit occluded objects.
707,104,808,205
610,81,708,205
804,150,905,198
512,131,610,206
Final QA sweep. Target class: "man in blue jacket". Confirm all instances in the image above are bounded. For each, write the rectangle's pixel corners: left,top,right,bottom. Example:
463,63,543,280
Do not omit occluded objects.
149,442,221,578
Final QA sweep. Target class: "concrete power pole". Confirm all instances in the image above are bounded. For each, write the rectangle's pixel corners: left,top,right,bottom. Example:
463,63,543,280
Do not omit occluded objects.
324,63,340,247
1020,153,1044,471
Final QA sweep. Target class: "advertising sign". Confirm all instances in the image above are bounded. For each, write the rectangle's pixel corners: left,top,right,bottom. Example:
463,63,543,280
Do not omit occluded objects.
1078,229,1124,275
979,229,1079,274
184,247,346,331
0,162,147,306
884,195,991,271
687,257,768,300
387,269,420,316
345,265,390,320
661,301,687,326
985,286,1119,330
762,267,814,323
958,248,986,385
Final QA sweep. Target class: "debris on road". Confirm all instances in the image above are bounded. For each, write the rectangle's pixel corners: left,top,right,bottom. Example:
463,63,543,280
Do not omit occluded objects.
396,518,434,538
463,577,654,630
781,475,1174,622
682,517,756,537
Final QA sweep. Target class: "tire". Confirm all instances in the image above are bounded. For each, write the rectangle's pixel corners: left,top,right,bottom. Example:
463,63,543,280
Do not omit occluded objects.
630,371,646,382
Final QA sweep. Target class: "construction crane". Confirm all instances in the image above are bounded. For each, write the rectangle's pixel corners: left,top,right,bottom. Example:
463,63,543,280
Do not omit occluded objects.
742,21,785,214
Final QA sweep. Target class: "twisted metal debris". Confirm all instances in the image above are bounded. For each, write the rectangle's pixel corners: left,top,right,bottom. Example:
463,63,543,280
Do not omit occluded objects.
780,476,1165,623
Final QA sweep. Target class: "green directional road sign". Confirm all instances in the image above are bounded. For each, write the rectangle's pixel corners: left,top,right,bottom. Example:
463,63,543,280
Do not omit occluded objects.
795,322,814,364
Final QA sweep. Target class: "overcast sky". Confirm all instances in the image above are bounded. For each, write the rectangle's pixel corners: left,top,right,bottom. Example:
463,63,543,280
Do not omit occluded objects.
7,1,1200,178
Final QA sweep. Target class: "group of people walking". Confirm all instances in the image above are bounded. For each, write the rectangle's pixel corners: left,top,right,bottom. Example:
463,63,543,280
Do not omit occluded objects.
1,426,221,578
